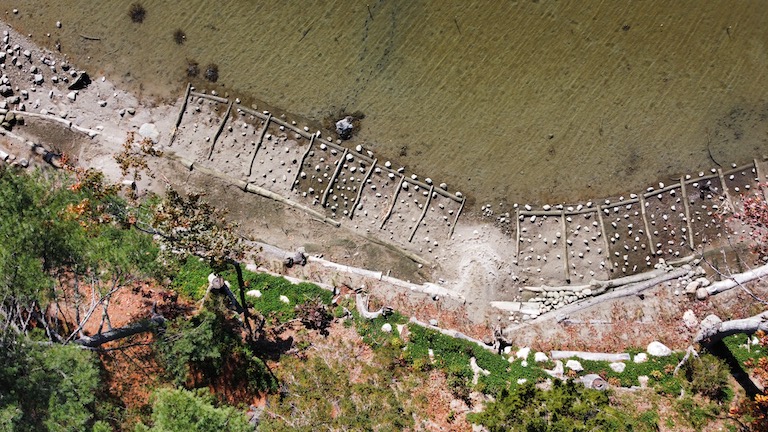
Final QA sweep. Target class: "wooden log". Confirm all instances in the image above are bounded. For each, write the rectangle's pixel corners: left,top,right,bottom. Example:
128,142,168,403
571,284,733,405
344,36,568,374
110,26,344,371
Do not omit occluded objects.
291,134,315,191
175,83,191,129
189,91,228,104
595,207,613,264
684,172,719,185
680,177,695,250
409,317,495,352
561,210,571,283
717,168,734,209
642,183,681,199
508,267,690,329
755,158,768,202
515,208,521,263
207,101,233,160
74,316,165,347
551,351,631,362
695,311,768,346
638,195,656,256
723,162,757,177
706,262,768,295
409,185,434,242
168,153,341,228
247,113,272,177
321,149,348,206
170,83,192,145
449,198,465,239
349,158,376,218
380,175,404,229
245,183,341,227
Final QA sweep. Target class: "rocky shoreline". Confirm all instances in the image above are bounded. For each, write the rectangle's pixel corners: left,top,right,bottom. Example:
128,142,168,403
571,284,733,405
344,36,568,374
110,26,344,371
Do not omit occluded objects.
0,16,763,347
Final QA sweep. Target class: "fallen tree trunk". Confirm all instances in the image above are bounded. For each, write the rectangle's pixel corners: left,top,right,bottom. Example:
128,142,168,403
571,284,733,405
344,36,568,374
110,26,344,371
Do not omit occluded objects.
73,315,165,348
695,311,768,346
706,263,768,295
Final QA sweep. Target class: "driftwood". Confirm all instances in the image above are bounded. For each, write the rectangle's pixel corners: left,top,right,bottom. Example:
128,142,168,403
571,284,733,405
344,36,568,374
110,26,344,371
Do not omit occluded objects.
73,315,165,348
706,263,768,295
354,289,392,319
550,350,630,362
695,312,768,346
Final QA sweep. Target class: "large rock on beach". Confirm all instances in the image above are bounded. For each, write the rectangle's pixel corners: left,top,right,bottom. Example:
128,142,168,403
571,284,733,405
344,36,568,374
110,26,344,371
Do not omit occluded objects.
335,116,354,140
139,123,160,143
67,72,91,90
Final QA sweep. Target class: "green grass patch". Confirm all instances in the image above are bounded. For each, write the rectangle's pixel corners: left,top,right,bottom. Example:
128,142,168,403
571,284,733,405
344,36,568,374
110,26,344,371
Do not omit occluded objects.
579,352,683,392
405,324,547,396
236,272,332,325
172,258,332,324
724,333,767,366
353,310,408,346
171,258,213,300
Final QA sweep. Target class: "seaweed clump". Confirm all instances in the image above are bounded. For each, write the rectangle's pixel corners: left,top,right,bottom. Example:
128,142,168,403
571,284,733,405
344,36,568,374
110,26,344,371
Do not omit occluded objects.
204,63,219,82
186,60,200,78
173,29,186,45
129,3,146,23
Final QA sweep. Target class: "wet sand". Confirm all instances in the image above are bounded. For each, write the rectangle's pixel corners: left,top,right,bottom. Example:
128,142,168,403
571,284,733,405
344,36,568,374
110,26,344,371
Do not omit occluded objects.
3,1,768,209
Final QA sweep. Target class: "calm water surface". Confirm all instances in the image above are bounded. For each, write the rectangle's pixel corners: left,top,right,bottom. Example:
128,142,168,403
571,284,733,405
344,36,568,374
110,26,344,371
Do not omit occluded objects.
4,1,768,207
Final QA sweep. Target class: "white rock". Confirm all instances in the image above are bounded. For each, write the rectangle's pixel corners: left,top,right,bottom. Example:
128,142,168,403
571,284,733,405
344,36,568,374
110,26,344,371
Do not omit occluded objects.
565,359,583,372
696,287,710,301
682,309,698,329
516,346,530,359
685,280,701,294
279,295,290,304
381,323,392,333
609,362,626,373
138,123,160,143
66,91,76,101
647,341,672,357
517,378,527,385
633,353,648,363
533,352,548,362
246,289,262,298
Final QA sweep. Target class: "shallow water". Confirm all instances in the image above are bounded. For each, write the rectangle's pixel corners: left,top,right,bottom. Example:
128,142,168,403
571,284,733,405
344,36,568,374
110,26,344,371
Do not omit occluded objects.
4,1,768,207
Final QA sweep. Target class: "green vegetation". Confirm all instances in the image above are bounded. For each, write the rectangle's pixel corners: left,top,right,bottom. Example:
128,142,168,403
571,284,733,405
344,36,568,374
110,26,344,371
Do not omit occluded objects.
155,304,277,393
0,336,102,432
259,355,415,431
135,388,251,432
468,379,659,432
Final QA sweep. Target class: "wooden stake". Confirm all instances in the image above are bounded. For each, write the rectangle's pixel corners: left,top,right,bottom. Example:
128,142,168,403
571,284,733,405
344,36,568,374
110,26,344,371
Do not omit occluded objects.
515,209,521,263
349,158,377,219
561,210,571,283
680,177,695,250
190,91,228,104
381,175,404,229
291,134,315,191
755,158,768,202
638,195,656,256
409,185,434,242
449,198,465,239
717,168,734,210
170,83,192,145
207,101,233,160
247,113,272,177
321,149,348,206
595,206,614,260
